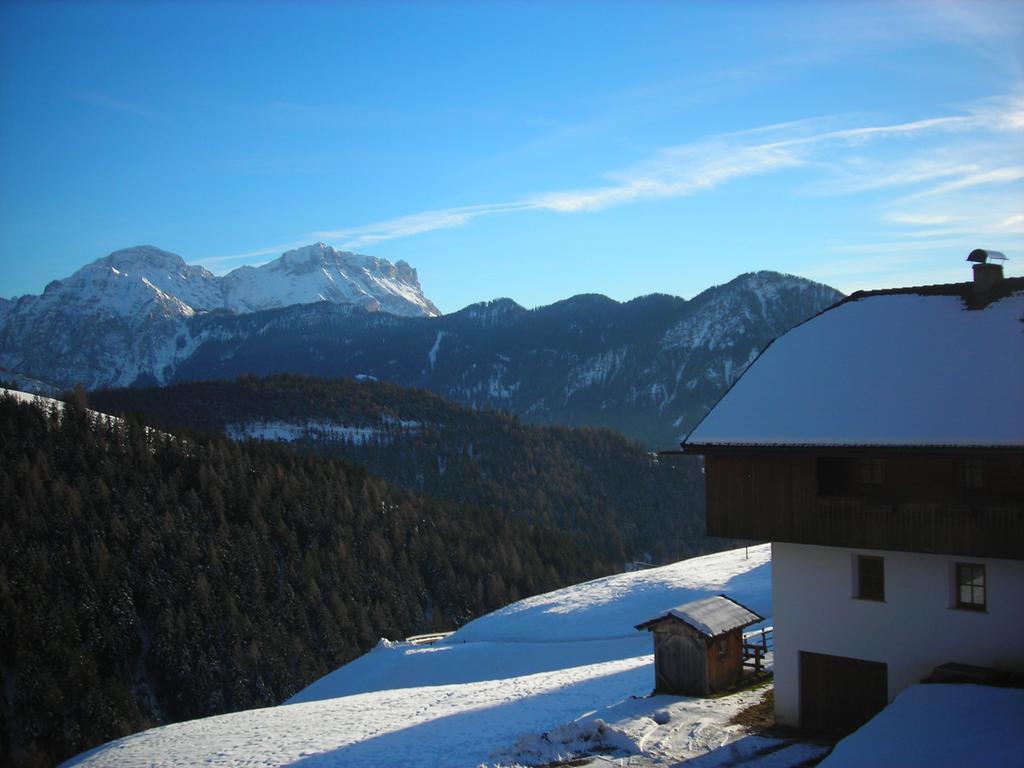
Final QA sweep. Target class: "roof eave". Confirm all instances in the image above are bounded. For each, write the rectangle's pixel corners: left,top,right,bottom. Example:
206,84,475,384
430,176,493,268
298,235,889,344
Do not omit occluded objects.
634,613,762,635
682,442,1024,456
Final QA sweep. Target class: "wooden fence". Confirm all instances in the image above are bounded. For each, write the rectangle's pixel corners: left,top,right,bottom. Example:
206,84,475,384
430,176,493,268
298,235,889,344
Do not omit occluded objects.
742,625,774,674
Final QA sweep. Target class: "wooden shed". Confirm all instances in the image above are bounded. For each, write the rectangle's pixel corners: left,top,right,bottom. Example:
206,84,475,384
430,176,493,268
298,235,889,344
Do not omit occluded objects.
635,595,763,696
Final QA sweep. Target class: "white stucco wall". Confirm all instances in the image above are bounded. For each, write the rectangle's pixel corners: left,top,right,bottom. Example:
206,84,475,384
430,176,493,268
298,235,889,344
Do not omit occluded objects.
772,542,1024,726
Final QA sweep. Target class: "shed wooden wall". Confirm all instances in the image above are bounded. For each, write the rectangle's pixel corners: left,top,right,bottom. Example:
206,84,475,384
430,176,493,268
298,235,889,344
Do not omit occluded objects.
705,628,744,693
649,621,747,695
652,621,708,696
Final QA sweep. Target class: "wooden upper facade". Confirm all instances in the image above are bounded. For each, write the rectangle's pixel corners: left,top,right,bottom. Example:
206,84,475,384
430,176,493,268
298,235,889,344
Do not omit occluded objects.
701,449,1024,559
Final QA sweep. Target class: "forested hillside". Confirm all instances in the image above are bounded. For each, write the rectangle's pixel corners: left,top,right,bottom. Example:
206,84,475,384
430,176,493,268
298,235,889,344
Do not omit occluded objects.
0,393,602,767
160,272,841,448
91,374,712,565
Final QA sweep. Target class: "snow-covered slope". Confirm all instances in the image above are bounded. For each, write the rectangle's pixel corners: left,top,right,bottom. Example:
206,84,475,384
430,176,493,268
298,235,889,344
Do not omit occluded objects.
89,245,225,314
1,387,68,410
1,387,168,437
63,546,776,768
0,367,60,395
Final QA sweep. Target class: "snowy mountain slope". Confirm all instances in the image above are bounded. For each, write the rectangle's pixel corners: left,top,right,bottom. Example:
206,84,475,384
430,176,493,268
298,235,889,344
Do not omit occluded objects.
0,243,438,389
661,271,838,353
63,546,774,768
0,247,203,389
89,245,226,313
221,243,439,317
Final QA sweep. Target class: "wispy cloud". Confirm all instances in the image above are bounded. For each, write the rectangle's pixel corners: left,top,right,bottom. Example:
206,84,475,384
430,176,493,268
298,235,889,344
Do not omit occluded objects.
882,194,1024,241
197,203,540,270
312,202,540,249
885,213,954,226
906,166,1024,198
72,92,160,120
202,93,1023,272
533,138,803,213
778,1,1024,83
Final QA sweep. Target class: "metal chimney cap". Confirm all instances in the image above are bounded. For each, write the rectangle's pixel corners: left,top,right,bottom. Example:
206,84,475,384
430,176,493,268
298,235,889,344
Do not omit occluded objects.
968,249,1008,263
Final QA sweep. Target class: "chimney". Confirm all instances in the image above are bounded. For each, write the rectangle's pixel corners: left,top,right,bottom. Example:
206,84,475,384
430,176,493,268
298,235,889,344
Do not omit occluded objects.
967,249,1006,302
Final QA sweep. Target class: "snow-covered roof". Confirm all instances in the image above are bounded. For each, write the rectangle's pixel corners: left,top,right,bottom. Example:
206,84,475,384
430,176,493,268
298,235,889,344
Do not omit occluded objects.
684,282,1024,448
819,683,1024,768
635,595,763,637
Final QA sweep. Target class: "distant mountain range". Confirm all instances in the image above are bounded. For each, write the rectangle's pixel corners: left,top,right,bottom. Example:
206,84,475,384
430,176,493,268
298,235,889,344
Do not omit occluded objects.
0,243,437,389
0,244,842,447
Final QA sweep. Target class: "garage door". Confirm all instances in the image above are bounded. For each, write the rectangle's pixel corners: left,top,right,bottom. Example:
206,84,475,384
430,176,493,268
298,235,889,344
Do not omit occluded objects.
799,651,888,734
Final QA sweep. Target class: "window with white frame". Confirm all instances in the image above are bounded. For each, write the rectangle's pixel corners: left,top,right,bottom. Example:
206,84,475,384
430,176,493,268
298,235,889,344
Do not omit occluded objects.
955,562,986,611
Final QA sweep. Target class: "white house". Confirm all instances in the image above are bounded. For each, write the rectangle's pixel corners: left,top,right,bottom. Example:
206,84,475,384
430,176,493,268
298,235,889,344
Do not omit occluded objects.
681,252,1024,733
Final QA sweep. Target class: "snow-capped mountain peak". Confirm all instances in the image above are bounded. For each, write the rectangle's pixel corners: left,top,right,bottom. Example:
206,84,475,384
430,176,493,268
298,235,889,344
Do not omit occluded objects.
82,245,225,313
222,243,440,317
0,243,441,389
98,244,190,272
17,245,220,322
278,242,346,272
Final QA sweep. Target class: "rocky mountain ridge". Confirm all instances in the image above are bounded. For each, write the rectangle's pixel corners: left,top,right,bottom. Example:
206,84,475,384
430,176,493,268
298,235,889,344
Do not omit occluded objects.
0,243,439,388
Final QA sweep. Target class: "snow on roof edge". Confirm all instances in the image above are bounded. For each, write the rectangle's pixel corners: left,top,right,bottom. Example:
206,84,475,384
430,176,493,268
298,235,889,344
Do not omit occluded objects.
635,594,764,637
685,439,1024,450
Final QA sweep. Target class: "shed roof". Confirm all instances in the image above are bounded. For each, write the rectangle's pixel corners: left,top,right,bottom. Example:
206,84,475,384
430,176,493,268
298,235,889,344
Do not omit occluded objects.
683,280,1024,450
635,595,763,637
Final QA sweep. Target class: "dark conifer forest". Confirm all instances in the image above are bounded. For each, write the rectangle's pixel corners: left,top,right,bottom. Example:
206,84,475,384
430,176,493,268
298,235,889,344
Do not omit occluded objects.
91,374,711,566
0,392,605,766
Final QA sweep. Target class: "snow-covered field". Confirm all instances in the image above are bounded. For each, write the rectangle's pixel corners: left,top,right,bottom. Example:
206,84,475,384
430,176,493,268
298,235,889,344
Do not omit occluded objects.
226,415,421,446
62,545,821,768
227,420,391,445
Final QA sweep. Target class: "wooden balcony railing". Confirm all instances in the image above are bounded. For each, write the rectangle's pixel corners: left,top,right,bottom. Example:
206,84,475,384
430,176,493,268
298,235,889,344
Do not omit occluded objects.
709,498,1024,559
799,499,1024,558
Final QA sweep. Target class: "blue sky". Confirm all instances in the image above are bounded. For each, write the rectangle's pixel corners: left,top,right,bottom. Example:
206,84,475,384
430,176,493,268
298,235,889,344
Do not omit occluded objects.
1,1,1021,313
